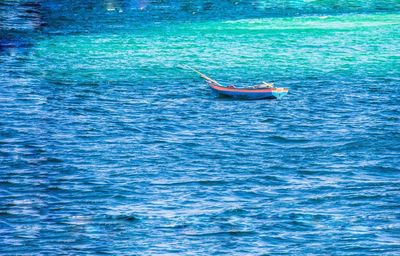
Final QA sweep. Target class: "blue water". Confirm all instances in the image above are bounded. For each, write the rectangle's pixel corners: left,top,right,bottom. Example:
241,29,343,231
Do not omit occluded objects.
1,1,400,255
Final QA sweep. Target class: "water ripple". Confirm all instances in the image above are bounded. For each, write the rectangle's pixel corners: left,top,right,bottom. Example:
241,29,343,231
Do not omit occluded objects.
1,4,400,255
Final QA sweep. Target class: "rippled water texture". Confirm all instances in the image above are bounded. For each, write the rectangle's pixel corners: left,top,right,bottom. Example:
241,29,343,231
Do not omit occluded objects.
1,1,400,255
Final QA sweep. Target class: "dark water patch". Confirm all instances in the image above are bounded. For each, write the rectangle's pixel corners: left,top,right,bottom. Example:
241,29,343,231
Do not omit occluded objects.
255,175,287,184
43,157,64,164
100,213,139,222
219,208,249,216
363,166,400,174
269,135,310,144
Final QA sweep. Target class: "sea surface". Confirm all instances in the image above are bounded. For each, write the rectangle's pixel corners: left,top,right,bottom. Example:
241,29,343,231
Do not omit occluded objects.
1,1,400,255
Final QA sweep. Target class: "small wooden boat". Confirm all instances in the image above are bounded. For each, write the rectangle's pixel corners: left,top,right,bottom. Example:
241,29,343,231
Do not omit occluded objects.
208,82,288,100
184,65,288,100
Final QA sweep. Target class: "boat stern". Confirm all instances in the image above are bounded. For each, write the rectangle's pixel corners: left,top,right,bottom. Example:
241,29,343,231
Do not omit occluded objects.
272,88,289,99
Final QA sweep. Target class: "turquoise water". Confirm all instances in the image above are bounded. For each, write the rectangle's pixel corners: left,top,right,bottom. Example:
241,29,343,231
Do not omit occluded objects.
1,1,400,255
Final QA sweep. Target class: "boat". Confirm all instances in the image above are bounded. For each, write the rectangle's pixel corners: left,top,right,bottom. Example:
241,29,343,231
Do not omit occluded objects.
207,82,288,100
184,65,288,100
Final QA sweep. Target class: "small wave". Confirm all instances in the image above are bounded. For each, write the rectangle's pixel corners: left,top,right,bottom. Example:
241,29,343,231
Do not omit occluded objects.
100,213,139,222
151,180,227,186
184,230,256,237
364,166,400,173
44,157,64,164
219,208,249,216
269,135,309,143
258,175,286,183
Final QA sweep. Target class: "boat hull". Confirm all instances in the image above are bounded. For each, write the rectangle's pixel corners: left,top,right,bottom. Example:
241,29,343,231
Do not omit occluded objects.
209,83,288,100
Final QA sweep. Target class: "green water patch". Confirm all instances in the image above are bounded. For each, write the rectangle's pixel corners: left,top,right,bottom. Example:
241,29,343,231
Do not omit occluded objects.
32,13,400,85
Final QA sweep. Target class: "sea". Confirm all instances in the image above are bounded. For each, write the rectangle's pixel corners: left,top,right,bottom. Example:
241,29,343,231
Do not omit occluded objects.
1,1,399,255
